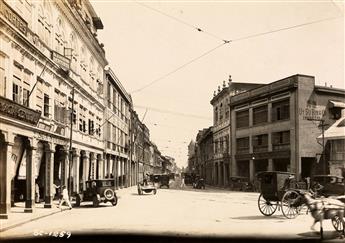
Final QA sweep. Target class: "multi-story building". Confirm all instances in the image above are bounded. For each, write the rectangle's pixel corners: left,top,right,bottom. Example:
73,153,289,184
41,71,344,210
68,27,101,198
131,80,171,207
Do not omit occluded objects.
195,127,213,184
0,0,107,218
210,76,261,187
187,140,196,174
104,68,132,188
230,74,345,181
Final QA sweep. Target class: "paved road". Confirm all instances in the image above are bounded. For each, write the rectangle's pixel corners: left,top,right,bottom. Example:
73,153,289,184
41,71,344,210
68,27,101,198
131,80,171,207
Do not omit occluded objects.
2,183,343,242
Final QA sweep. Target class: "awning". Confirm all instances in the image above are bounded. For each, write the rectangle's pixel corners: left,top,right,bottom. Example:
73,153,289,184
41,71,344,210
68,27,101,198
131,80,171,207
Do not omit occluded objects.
317,117,345,141
329,100,345,109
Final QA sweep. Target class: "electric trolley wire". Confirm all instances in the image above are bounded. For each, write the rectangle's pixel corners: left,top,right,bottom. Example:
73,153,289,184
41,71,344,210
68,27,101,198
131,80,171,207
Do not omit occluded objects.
130,41,227,94
130,14,341,94
134,104,212,120
231,15,342,42
134,1,229,43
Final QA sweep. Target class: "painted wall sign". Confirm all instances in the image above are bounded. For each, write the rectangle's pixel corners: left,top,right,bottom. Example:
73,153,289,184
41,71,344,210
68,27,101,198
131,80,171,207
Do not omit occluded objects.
51,51,71,72
0,96,41,125
298,104,325,120
0,1,28,35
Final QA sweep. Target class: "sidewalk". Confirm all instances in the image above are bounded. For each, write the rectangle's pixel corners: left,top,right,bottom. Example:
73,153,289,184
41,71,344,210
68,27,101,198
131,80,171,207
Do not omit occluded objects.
0,201,63,233
0,186,137,232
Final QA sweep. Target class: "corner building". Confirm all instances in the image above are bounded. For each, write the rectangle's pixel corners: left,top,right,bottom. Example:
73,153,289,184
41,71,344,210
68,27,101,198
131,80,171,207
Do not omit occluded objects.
0,0,107,218
230,74,345,182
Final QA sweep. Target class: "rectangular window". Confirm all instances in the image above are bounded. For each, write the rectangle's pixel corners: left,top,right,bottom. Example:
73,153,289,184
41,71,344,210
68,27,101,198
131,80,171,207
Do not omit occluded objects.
272,99,289,121
236,137,249,154
0,55,5,97
107,82,111,109
253,134,268,152
12,83,20,103
113,88,117,114
23,88,29,107
272,131,290,151
236,110,249,128
43,94,49,117
253,105,268,125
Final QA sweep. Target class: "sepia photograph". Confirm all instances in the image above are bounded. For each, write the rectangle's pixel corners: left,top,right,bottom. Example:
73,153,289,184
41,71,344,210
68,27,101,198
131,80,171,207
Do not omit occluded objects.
0,0,344,243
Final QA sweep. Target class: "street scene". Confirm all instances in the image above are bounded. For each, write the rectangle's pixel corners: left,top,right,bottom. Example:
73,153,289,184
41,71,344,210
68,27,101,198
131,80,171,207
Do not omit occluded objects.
0,0,344,243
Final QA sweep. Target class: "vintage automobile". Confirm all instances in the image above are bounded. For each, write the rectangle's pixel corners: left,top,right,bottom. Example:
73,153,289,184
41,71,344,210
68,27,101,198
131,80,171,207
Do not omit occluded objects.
75,179,118,207
311,175,345,197
193,178,205,189
137,181,157,195
229,176,254,192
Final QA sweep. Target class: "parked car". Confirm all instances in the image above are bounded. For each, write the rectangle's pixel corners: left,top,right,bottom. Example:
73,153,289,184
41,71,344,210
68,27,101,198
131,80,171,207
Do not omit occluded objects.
311,175,345,197
229,176,254,192
75,179,118,207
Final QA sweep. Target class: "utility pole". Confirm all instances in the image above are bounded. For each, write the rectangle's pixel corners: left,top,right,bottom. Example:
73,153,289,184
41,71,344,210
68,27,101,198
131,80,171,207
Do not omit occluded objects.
68,87,75,198
308,118,328,174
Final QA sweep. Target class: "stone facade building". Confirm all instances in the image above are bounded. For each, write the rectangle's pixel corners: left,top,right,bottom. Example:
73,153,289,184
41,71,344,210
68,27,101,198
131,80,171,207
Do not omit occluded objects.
0,0,107,218
230,74,345,181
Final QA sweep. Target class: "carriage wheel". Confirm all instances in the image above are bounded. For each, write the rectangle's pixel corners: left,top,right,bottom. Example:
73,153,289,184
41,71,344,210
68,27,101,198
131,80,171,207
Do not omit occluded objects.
281,190,301,219
258,193,278,216
331,215,344,232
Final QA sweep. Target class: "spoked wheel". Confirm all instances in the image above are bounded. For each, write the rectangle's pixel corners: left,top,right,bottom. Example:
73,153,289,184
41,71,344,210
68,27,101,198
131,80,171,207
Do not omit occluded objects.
111,195,118,206
258,193,278,216
281,190,302,219
332,215,344,232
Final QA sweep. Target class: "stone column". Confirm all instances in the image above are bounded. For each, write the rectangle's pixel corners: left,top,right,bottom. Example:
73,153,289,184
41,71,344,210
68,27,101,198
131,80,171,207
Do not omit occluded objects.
44,143,55,208
249,159,255,181
73,149,80,193
119,158,123,188
0,140,14,219
60,147,68,187
82,151,90,191
90,153,96,180
25,140,36,213
98,154,104,179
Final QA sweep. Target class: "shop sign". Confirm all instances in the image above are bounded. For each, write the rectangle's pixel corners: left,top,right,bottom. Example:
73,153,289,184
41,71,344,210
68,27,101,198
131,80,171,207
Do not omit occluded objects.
298,104,325,120
0,1,28,35
51,51,71,72
0,96,41,125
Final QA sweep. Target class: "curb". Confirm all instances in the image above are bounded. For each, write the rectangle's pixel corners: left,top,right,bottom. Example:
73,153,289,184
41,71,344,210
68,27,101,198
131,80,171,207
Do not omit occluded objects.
0,209,64,233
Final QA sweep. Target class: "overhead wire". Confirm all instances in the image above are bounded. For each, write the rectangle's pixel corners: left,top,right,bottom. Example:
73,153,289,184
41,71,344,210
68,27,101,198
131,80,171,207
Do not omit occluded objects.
133,0,229,43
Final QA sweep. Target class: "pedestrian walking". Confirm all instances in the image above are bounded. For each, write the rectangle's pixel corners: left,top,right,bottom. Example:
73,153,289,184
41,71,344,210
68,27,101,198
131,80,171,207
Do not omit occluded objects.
35,182,40,203
180,177,185,188
59,186,72,210
52,182,60,203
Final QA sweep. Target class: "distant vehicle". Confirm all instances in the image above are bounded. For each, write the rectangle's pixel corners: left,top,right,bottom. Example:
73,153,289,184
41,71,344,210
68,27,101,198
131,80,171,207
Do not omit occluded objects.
137,181,157,195
75,179,118,207
229,176,254,192
151,174,170,188
311,175,344,197
193,178,205,189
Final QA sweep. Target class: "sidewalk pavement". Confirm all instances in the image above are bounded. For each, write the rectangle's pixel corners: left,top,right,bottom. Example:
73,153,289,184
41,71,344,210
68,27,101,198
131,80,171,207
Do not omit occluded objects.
0,186,137,232
0,200,62,233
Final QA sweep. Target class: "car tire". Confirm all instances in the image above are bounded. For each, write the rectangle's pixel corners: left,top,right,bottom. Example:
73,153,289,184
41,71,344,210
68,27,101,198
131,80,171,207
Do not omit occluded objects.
153,189,157,195
93,195,99,207
75,194,81,207
112,195,118,206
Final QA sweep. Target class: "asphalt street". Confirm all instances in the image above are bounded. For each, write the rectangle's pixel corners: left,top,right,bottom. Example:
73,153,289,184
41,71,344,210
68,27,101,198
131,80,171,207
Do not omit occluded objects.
1,182,343,242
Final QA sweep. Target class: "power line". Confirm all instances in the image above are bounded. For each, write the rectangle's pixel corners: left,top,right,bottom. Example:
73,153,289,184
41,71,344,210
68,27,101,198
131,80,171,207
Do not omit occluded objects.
231,15,341,42
130,42,227,93
129,14,341,94
134,105,212,120
134,1,229,43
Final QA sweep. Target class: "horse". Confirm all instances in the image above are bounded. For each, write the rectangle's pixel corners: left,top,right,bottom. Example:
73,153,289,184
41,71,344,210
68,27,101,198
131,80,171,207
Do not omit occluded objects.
300,191,345,239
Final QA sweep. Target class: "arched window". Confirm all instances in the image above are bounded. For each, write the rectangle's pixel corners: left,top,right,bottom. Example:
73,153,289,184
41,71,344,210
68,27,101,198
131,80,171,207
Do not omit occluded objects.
55,17,65,55
80,46,87,72
69,33,79,73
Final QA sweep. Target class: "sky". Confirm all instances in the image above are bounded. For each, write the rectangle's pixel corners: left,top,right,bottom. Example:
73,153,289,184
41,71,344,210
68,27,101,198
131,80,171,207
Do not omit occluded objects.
92,0,344,169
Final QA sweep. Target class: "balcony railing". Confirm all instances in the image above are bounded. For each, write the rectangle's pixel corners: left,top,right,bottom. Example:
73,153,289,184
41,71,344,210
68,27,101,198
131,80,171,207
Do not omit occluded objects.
253,145,268,153
236,147,249,154
272,143,290,151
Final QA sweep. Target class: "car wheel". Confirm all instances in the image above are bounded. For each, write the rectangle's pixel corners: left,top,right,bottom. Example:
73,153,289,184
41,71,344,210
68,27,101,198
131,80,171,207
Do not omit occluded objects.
112,195,118,206
93,195,99,207
153,189,157,195
75,194,81,207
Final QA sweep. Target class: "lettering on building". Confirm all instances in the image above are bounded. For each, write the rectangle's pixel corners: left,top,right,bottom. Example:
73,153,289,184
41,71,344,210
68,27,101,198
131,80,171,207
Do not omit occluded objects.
298,104,326,120
0,96,41,125
0,1,28,35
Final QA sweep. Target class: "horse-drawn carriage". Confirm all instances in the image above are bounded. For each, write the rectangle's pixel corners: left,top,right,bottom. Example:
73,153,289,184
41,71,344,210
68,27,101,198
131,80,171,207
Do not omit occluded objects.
256,171,345,239
256,171,302,218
